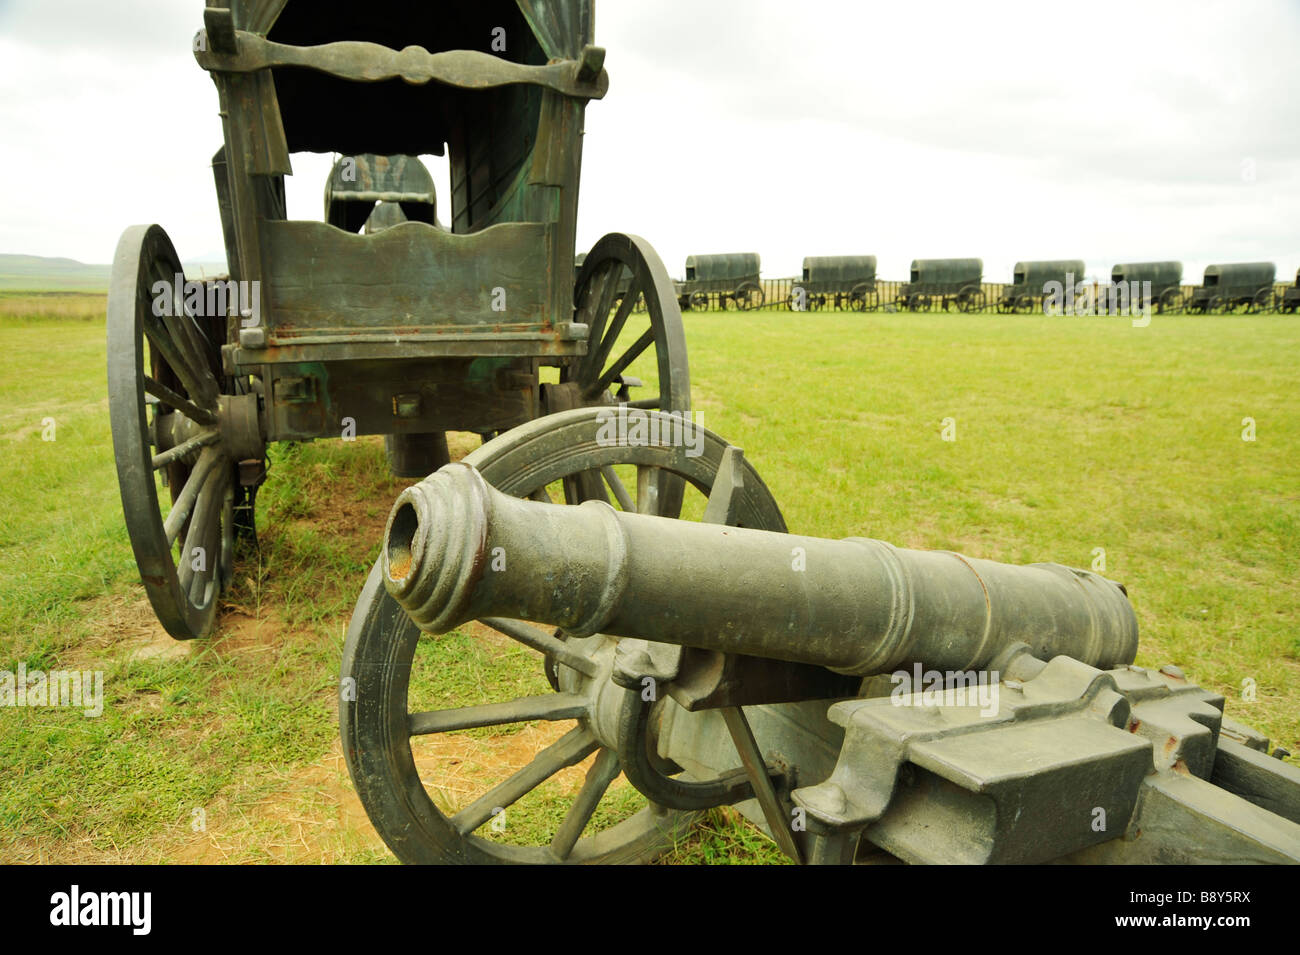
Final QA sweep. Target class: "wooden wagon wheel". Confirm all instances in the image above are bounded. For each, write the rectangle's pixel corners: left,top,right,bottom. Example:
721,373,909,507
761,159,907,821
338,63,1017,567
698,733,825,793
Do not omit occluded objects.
1014,293,1034,313
107,225,263,640
1158,287,1182,314
735,281,765,311
340,407,788,864
848,283,874,312
689,291,710,312
1248,288,1272,314
958,285,985,313
1208,295,1226,314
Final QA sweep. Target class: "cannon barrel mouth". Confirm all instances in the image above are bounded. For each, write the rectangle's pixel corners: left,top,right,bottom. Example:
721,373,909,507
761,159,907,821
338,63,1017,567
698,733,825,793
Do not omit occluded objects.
381,463,492,632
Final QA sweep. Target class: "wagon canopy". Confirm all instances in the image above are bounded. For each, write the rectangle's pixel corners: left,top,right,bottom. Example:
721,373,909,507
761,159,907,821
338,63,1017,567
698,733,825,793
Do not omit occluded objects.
1200,262,1276,290
1011,260,1085,290
324,155,437,233
685,253,761,282
801,256,877,284
1110,262,1182,292
909,259,982,285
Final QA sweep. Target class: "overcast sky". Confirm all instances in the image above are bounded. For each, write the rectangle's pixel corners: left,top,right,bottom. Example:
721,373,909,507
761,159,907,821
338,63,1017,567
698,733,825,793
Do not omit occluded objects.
0,0,1296,284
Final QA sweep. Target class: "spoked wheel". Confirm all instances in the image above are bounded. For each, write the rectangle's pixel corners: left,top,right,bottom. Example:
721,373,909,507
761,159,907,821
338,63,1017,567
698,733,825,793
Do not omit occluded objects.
734,281,765,311
958,285,985,313
561,233,691,515
1014,293,1034,313
1248,288,1272,314
340,407,788,864
689,291,710,312
107,224,263,640
849,283,874,312
1158,287,1182,314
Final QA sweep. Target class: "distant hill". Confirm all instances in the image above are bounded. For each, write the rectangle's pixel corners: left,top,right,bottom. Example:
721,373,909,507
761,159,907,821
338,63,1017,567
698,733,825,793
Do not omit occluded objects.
0,253,228,291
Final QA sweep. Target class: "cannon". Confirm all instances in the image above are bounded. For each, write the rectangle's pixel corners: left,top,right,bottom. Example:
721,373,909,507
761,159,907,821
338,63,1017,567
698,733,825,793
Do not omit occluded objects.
1110,261,1184,313
1186,262,1276,314
999,259,1085,314
789,256,878,312
339,407,1300,864
678,253,764,311
896,258,984,312
107,0,691,639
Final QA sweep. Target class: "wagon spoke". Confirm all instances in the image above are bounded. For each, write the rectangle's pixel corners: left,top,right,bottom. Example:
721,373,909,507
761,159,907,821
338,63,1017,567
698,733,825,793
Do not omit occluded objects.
162,446,223,547
144,259,221,408
152,430,221,470
140,310,212,413
408,693,589,737
585,282,640,379
623,396,661,410
600,465,636,512
636,464,663,516
450,727,600,835
177,463,226,601
580,264,622,348
144,376,218,426
527,485,554,504
584,328,654,400
550,747,622,860
479,617,599,677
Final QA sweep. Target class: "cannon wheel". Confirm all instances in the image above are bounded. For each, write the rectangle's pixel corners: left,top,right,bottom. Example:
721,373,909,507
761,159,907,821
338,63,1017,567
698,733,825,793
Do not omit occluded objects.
340,407,789,864
107,224,251,640
689,291,710,312
734,281,765,311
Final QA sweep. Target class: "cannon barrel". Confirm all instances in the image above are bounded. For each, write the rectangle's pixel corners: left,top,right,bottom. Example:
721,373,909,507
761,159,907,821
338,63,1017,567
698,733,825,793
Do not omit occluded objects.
383,463,1138,677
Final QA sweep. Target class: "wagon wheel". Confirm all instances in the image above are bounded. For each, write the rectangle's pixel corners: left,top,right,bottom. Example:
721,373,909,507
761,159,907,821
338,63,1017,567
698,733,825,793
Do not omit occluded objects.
958,285,985,313
689,291,710,312
1158,287,1182,314
848,283,874,312
1248,288,1272,314
1014,293,1034,314
1208,295,1226,314
910,294,930,312
340,407,789,863
107,224,261,640
735,281,764,311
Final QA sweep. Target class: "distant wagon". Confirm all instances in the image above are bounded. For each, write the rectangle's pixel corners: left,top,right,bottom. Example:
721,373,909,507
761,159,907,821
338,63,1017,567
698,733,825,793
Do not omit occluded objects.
1185,262,1276,313
789,256,878,311
1279,267,1300,313
999,259,1085,313
896,258,984,312
679,252,763,311
1110,261,1183,312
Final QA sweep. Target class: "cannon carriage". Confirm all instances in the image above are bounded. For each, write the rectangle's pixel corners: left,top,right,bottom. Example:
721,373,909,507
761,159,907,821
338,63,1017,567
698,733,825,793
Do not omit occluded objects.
1110,261,1184,313
340,407,1300,864
108,0,692,640
678,252,764,311
896,258,984,312
788,255,878,312
1185,262,1277,314
999,259,1085,314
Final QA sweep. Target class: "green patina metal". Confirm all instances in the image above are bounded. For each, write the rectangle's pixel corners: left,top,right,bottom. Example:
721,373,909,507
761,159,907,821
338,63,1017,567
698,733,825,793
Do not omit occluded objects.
679,252,764,311
791,256,878,311
338,407,1300,865
897,258,984,312
1187,261,1277,313
999,259,1085,312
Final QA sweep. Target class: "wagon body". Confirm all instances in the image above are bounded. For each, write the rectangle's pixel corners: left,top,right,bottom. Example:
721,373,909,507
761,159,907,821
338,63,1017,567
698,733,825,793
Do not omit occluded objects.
1000,259,1085,310
679,252,763,310
1282,268,1300,312
897,258,983,311
1187,262,1276,312
201,0,605,441
1109,261,1182,296
789,255,877,311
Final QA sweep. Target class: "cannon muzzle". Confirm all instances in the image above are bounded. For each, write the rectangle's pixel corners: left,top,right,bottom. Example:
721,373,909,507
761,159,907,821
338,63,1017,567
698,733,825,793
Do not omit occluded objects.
383,463,1138,676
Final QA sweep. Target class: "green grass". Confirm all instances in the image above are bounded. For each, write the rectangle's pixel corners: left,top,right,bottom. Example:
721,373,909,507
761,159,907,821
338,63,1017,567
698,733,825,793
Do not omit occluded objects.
0,293,1296,864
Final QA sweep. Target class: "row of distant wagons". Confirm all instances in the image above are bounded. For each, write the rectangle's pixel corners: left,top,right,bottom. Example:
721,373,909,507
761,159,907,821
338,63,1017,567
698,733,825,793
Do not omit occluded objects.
656,254,1300,314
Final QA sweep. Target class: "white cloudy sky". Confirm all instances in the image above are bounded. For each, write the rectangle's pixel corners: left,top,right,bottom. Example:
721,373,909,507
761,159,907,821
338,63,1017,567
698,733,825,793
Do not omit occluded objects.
0,0,1297,284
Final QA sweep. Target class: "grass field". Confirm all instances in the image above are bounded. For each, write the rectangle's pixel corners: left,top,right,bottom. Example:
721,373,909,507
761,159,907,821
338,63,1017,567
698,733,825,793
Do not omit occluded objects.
1,290,1296,864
